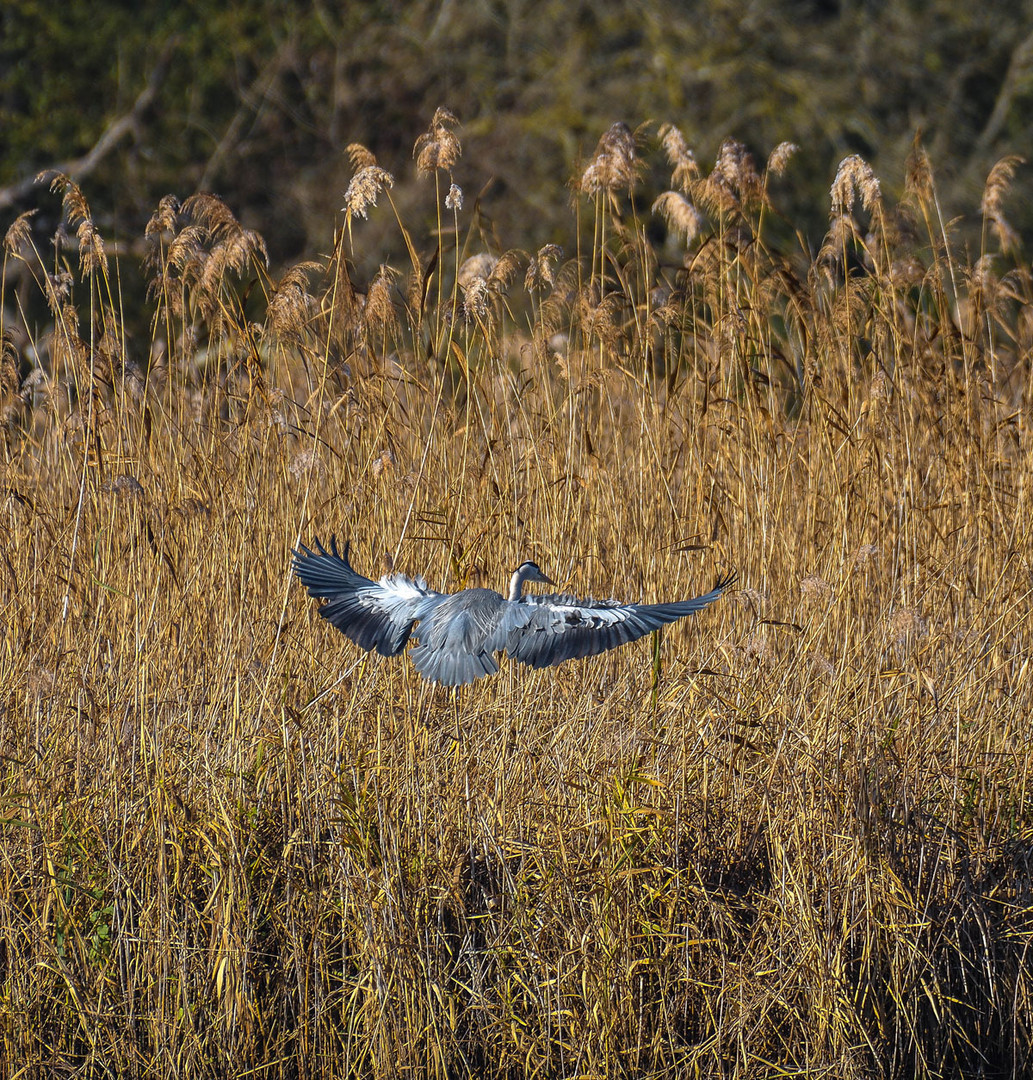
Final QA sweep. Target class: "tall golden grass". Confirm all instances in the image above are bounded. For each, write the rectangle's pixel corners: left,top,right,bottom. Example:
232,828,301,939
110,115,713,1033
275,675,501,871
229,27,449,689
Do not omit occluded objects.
1,114,1032,1078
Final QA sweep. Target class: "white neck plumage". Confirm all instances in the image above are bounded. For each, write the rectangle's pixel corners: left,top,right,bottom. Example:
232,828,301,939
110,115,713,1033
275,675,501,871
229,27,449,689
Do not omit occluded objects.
509,564,534,602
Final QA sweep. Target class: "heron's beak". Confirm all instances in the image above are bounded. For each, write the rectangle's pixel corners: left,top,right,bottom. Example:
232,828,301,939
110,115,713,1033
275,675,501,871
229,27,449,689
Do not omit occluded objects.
540,572,556,586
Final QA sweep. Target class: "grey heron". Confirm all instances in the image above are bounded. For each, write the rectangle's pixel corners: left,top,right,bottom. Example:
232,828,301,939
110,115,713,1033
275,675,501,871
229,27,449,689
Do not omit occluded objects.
292,537,735,686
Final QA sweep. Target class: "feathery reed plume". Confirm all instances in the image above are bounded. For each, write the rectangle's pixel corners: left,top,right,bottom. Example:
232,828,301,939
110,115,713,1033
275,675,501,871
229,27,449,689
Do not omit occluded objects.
142,196,182,295
327,239,363,342
41,172,108,275
453,252,519,328
181,191,239,238
487,250,522,292
964,255,1003,332
4,209,37,256
101,474,145,501
266,262,322,346
575,287,623,347
76,219,107,277
658,122,697,191
830,155,881,217
577,121,639,195
524,244,563,293
851,544,880,570
903,133,934,205
458,253,498,289
43,270,75,316
198,230,266,308
445,183,463,210
164,225,208,285
819,214,859,261
414,107,462,174
371,448,395,477
981,155,1024,255
347,143,378,171
145,195,181,240
41,171,89,228
652,191,705,245
766,141,799,178
364,264,400,337
0,330,20,425
700,138,762,212
405,250,425,325
289,449,325,480
343,165,395,220
461,275,491,322
887,607,927,647
713,138,759,193
177,193,268,318
799,575,834,604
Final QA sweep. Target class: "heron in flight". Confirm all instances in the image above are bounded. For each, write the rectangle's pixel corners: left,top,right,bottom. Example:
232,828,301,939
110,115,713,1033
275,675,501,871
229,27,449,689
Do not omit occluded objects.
292,537,735,686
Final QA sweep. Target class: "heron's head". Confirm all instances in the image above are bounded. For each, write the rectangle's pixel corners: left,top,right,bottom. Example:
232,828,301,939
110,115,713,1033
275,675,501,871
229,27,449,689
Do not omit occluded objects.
518,561,555,586
509,560,556,600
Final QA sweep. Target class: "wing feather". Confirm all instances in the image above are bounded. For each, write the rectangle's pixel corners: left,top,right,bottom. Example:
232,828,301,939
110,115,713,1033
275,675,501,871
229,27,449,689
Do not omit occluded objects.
292,536,434,656
505,571,736,670
409,588,528,685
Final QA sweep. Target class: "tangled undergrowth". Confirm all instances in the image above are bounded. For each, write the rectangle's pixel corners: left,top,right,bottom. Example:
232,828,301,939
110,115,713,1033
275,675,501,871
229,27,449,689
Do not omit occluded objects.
1,112,1032,1078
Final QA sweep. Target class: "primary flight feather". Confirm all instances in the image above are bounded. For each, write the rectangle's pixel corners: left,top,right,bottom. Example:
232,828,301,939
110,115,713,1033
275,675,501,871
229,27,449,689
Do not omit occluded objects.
292,537,735,686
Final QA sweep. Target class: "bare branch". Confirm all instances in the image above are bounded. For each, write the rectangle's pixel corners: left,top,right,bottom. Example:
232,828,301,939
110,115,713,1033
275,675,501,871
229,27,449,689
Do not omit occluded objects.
0,44,175,212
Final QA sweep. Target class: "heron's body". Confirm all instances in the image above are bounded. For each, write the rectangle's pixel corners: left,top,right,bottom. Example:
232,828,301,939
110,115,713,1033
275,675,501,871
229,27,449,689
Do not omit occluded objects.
292,537,735,686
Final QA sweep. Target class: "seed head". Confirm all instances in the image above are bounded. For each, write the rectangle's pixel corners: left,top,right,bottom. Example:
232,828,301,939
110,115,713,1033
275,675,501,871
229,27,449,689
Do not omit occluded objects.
578,121,639,195
487,251,522,292
40,171,90,226
414,107,462,174
347,143,378,171
766,142,799,178
266,261,322,345
364,265,400,334
4,210,37,256
525,244,563,292
982,155,1024,255
887,608,926,646
289,450,326,479
830,155,881,217
445,183,463,211
181,192,239,239
652,191,704,245
461,276,491,321
145,195,181,239
458,253,498,289
658,122,698,191
868,370,891,402
799,575,834,603
77,219,107,276
343,165,395,220
102,474,145,500
44,270,75,315
371,448,396,477
904,134,934,204
849,545,880,573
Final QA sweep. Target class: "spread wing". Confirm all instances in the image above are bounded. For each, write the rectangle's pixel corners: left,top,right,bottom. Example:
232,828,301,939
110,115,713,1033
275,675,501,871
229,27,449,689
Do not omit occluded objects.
292,536,438,656
408,589,537,686
505,571,736,669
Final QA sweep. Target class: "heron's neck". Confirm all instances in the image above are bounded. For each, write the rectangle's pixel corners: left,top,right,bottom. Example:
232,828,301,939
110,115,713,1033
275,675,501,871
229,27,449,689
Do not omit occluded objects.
509,566,531,602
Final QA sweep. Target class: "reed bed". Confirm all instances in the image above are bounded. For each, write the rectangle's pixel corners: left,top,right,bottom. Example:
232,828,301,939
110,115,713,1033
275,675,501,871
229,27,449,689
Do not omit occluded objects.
1,114,1031,1079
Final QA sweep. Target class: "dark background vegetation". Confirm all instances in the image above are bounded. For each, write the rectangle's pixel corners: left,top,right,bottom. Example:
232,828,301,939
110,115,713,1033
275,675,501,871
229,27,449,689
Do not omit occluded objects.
3,0,1033,273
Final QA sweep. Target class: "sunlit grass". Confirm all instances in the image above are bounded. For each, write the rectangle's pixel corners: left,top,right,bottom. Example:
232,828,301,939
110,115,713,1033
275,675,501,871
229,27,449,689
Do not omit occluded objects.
1,114,1031,1078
